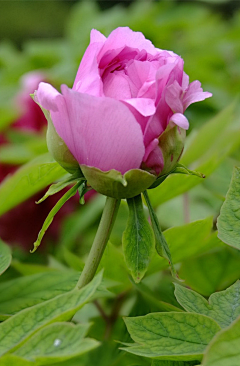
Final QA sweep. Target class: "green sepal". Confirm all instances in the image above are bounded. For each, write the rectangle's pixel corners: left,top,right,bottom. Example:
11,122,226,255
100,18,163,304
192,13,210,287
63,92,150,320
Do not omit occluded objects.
36,171,85,204
81,164,156,199
123,194,155,283
143,190,177,279
31,180,83,253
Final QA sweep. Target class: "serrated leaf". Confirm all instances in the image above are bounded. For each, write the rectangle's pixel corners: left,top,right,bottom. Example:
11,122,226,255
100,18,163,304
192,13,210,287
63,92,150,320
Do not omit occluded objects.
0,153,66,216
123,194,155,283
143,190,176,279
217,166,240,249
0,239,11,275
123,312,221,361
0,271,102,356
175,281,240,328
14,322,99,364
31,181,82,252
201,316,240,366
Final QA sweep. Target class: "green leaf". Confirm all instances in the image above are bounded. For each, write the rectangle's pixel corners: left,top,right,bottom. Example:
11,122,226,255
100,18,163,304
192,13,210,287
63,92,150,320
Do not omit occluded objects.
201,316,240,366
179,245,240,297
217,166,240,249
148,217,215,275
0,271,102,356
14,322,99,364
0,239,12,275
123,194,155,283
0,354,34,366
122,312,221,361
0,153,66,216
174,281,240,328
152,361,197,366
0,271,80,316
143,190,176,279
31,181,82,253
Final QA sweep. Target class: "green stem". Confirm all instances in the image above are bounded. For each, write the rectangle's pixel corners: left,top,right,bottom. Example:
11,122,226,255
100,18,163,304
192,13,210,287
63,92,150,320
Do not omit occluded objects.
76,196,121,289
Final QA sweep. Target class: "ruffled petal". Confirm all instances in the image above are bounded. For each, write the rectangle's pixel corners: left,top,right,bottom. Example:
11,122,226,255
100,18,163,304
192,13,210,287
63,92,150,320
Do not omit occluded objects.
183,80,212,109
98,27,158,62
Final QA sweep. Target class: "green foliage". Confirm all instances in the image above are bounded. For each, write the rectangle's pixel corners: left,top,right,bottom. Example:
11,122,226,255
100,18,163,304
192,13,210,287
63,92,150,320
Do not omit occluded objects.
14,322,99,364
0,153,65,215
175,281,240,328
201,317,240,366
0,272,102,356
123,195,155,283
0,240,11,275
122,312,221,361
217,166,240,249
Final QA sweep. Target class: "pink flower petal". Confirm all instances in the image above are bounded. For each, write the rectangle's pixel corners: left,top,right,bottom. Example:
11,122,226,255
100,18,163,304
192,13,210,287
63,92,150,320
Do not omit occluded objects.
45,85,145,175
183,80,212,109
165,81,184,114
98,27,158,63
35,82,61,112
103,72,131,99
73,42,103,96
90,29,106,43
170,113,189,130
124,98,156,117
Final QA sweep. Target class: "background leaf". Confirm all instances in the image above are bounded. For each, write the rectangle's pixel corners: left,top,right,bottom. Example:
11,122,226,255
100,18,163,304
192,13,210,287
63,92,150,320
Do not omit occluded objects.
0,239,12,275
0,153,65,216
217,166,240,249
201,316,240,366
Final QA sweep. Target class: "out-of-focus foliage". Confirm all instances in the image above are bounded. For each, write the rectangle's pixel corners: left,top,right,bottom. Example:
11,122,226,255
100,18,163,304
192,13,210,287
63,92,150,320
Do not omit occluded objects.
0,1,240,365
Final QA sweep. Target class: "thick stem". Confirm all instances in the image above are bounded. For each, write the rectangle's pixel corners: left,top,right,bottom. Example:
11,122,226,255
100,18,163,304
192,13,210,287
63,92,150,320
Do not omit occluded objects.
76,196,120,289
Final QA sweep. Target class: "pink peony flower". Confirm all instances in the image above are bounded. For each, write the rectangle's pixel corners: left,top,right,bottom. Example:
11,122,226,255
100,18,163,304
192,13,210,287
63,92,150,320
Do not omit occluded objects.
35,27,211,177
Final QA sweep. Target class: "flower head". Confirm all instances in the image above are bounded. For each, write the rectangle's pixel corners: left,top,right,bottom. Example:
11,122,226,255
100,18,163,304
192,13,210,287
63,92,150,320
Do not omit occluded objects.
35,27,211,197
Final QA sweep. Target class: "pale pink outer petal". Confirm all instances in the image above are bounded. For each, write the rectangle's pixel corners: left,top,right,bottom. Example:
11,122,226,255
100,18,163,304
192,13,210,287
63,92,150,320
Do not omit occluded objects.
183,80,212,109
38,83,145,175
98,27,158,61
170,113,189,130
